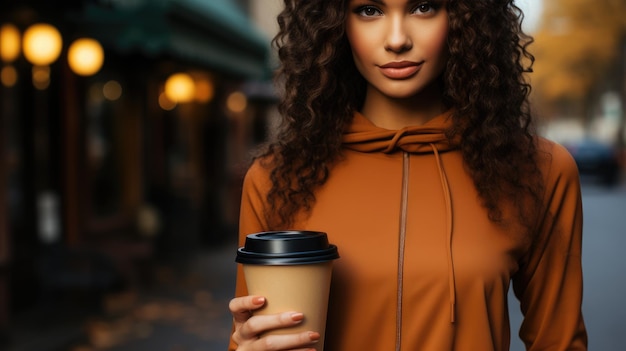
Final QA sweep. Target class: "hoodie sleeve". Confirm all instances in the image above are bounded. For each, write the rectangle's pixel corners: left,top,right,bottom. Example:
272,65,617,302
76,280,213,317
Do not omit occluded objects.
229,160,272,351
238,161,272,237
512,142,588,350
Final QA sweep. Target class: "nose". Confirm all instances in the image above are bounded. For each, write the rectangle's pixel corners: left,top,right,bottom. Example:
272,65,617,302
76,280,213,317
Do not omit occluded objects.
385,16,412,53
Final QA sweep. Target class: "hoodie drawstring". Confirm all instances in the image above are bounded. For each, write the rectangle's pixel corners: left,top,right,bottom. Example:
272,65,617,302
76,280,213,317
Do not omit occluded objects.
430,143,456,323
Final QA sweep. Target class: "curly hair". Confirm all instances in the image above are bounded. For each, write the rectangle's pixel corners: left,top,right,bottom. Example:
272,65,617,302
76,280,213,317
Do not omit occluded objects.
255,0,544,232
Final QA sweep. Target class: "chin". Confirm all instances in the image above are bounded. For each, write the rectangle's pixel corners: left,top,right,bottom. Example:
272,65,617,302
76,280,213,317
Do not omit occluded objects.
385,90,424,100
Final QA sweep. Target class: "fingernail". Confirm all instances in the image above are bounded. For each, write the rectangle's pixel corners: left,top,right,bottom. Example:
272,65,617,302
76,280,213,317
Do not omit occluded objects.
253,297,265,304
308,331,320,341
291,312,304,322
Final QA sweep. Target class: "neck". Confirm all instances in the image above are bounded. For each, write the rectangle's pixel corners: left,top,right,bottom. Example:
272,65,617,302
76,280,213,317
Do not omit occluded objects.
360,81,446,130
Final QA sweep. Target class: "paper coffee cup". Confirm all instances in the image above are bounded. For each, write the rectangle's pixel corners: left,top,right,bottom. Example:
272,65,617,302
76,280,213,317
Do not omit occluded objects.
236,231,339,351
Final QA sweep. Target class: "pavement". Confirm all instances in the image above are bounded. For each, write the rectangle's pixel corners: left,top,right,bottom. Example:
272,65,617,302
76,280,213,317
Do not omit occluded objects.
6,242,239,351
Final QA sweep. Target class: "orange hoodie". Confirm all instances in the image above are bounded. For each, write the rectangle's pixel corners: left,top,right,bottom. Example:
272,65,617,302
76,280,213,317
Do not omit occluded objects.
231,111,587,350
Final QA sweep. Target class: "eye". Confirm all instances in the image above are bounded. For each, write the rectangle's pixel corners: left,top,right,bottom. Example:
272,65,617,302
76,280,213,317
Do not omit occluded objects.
354,5,383,17
412,2,440,15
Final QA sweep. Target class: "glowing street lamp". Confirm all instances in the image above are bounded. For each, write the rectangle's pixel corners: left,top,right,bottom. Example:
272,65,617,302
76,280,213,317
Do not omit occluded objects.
0,24,21,87
22,23,62,89
22,23,62,66
0,24,20,63
227,91,248,113
164,73,195,103
67,38,104,76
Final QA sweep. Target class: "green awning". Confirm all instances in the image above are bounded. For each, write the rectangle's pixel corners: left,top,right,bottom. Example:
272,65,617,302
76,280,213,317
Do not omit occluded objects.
72,0,271,79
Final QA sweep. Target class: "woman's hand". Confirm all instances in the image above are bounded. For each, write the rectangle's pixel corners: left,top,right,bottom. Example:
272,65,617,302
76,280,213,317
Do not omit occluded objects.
229,295,321,350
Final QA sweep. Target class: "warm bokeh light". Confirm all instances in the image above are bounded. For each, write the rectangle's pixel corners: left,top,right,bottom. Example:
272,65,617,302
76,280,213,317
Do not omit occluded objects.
32,65,50,90
194,78,215,103
22,23,62,66
0,24,20,63
159,92,177,111
164,73,195,103
226,91,248,113
103,80,122,101
67,38,105,76
1,65,18,87
87,83,104,104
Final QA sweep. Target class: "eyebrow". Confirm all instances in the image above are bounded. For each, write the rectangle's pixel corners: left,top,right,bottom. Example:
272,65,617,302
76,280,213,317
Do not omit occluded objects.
355,0,429,6
352,0,385,4
352,0,439,7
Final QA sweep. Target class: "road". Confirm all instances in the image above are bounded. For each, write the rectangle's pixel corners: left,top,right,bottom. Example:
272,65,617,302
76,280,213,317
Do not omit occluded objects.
509,180,626,350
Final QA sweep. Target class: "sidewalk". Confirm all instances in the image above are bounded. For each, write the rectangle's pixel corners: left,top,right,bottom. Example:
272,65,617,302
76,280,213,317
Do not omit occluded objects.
7,242,239,351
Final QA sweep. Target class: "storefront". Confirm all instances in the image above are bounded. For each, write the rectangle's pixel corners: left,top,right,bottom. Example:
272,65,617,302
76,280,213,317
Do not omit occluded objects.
0,0,274,335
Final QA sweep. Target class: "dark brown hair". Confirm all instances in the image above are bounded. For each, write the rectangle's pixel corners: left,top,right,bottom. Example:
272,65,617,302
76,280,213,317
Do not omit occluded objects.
255,0,544,231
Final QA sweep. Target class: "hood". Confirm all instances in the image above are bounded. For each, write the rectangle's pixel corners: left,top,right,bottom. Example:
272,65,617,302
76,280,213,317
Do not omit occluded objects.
342,110,457,154
342,109,459,323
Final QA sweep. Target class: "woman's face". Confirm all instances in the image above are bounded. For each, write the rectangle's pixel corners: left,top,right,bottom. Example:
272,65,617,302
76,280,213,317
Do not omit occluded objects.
345,0,449,100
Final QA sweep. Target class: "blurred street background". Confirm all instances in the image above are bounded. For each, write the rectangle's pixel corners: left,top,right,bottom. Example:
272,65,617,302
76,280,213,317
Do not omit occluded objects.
0,0,625,350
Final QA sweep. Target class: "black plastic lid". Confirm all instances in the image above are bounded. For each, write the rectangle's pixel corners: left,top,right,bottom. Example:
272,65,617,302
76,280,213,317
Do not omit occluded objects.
236,231,339,265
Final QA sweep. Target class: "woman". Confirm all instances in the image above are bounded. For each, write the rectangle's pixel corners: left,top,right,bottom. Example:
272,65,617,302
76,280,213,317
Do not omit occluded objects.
229,0,587,350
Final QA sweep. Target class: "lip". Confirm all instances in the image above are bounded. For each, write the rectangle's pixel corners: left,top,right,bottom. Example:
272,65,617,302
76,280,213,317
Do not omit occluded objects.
379,61,422,79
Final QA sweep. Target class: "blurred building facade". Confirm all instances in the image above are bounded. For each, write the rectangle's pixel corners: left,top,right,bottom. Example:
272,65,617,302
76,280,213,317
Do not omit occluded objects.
0,0,276,341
